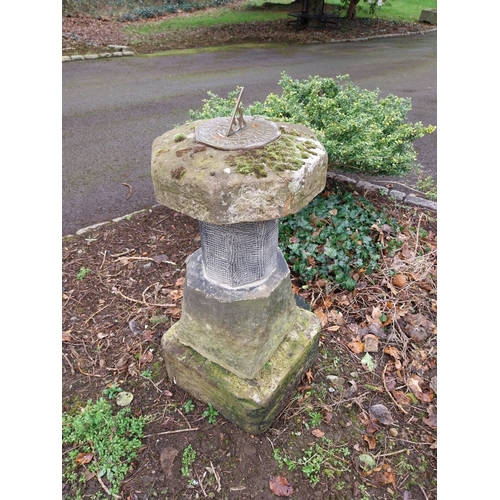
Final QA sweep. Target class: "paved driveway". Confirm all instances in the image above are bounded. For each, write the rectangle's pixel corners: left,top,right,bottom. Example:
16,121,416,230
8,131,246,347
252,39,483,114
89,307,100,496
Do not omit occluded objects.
62,32,436,235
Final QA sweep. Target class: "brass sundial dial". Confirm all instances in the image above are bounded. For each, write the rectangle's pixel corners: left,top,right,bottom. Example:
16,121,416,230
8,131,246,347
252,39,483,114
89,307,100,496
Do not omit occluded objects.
195,87,281,151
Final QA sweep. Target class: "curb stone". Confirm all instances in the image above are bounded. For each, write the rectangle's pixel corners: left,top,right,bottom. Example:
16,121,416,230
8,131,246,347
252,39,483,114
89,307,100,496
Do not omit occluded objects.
326,171,437,211
62,45,135,62
61,28,436,62
63,174,436,239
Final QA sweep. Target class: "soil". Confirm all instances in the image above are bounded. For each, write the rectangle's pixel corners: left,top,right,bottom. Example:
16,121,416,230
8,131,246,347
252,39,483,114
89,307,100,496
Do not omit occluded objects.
62,173,437,500
62,2,436,57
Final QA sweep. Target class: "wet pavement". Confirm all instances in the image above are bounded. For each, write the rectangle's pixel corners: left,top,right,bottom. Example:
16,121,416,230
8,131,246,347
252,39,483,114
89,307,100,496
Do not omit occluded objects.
62,31,436,236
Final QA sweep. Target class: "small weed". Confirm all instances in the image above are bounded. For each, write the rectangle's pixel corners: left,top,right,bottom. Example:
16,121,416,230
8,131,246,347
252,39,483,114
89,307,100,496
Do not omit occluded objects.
62,398,145,499
202,402,219,424
141,370,152,379
273,438,350,485
202,403,219,424
183,400,195,413
273,448,297,471
335,480,346,491
358,483,371,499
308,411,323,428
181,444,197,477
76,267,91,280
415,175,437,200
395,454,425,487
103,383,123,399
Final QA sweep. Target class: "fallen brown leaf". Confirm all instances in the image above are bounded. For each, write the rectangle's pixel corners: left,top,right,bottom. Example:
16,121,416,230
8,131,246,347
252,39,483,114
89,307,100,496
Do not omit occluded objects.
407,374,423,394
311,429,325,438
392,274,407,288
368,306,383,323
269,476,294,497
422,416,437,429
369,463,396,487
143,330,154,341
383,346,401,359
391,391,412,406
75,452,93,465
348,341,364,354
327,325,341,332
314,308,328,327
160,447,179,478
140,350,154,364
363,434,377,450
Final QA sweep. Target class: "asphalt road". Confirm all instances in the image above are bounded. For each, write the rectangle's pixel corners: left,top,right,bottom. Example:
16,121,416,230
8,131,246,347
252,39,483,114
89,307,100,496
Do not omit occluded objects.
62,31,436,236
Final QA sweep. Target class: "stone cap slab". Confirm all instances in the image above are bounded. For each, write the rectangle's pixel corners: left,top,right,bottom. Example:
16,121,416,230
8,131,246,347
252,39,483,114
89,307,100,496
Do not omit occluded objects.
151,119,328,224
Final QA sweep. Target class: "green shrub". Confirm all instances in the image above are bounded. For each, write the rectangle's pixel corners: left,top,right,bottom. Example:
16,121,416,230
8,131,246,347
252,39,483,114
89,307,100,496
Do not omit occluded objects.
190,73,435,176
62,398,146,499
278,185,400,290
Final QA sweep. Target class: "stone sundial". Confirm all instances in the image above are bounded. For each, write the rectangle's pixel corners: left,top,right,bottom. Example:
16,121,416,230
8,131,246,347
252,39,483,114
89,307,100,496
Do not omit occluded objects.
195,87,281,150
151,93,328,434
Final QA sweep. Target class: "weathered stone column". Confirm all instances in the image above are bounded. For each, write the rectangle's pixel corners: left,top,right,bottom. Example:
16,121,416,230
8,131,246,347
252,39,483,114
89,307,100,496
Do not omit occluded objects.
151,117,327,433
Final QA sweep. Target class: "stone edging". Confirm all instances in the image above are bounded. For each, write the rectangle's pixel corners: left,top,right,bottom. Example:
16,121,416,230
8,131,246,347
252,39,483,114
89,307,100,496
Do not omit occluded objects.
62,45,135,62
65,173,435,238
62,28,437,62
327,171,437,211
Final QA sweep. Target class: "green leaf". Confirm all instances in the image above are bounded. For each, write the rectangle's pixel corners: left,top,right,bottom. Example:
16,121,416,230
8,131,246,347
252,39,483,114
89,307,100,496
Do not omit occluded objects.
361,353,376,371
116,391,134,407
359,454,376,471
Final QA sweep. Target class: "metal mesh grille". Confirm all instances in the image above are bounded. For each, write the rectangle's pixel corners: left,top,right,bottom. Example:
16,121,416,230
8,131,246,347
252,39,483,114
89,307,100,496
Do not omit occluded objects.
199,220,278,287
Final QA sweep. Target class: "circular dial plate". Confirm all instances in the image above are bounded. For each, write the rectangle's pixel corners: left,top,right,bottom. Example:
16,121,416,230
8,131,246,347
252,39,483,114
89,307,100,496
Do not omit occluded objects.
195,116,281,150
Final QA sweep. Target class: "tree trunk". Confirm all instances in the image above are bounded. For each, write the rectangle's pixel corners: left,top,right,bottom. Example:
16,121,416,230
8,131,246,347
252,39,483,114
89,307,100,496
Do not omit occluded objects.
346,0,360,19
304,0,324,28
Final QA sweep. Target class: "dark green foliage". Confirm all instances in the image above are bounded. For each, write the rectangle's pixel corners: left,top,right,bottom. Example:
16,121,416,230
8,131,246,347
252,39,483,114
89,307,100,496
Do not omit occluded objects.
190,73,436,176
278,186,400,290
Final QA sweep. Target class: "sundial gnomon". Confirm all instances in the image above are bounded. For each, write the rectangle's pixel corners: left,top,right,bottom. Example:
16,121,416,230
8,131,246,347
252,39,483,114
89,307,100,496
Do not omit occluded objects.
195,87,281,150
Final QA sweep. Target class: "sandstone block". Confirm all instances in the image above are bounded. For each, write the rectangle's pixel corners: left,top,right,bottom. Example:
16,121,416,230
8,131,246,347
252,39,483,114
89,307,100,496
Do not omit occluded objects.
151,120,328,224
161,307,321,434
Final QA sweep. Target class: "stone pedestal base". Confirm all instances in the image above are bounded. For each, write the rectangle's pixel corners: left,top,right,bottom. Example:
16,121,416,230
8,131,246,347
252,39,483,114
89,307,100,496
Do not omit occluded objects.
161,308,321,434
177,249,297,380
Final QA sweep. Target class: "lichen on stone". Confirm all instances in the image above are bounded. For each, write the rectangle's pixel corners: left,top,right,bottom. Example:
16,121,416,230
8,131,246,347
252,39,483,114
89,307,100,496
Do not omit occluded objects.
171,166,186,179
155,147,167,156
176,148,191,157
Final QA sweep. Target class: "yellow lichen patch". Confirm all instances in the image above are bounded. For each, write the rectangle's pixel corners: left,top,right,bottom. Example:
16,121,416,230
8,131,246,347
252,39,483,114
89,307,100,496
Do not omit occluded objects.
155,147,168,156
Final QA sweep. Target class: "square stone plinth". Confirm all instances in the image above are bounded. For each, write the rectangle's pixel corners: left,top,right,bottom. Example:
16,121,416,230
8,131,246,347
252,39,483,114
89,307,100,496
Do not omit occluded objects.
161,307,321,434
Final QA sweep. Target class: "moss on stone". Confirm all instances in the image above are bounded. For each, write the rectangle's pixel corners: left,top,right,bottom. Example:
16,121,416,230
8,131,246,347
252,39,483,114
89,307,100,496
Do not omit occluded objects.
173,133,187,143
226,133,318,178
160,307,321,433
